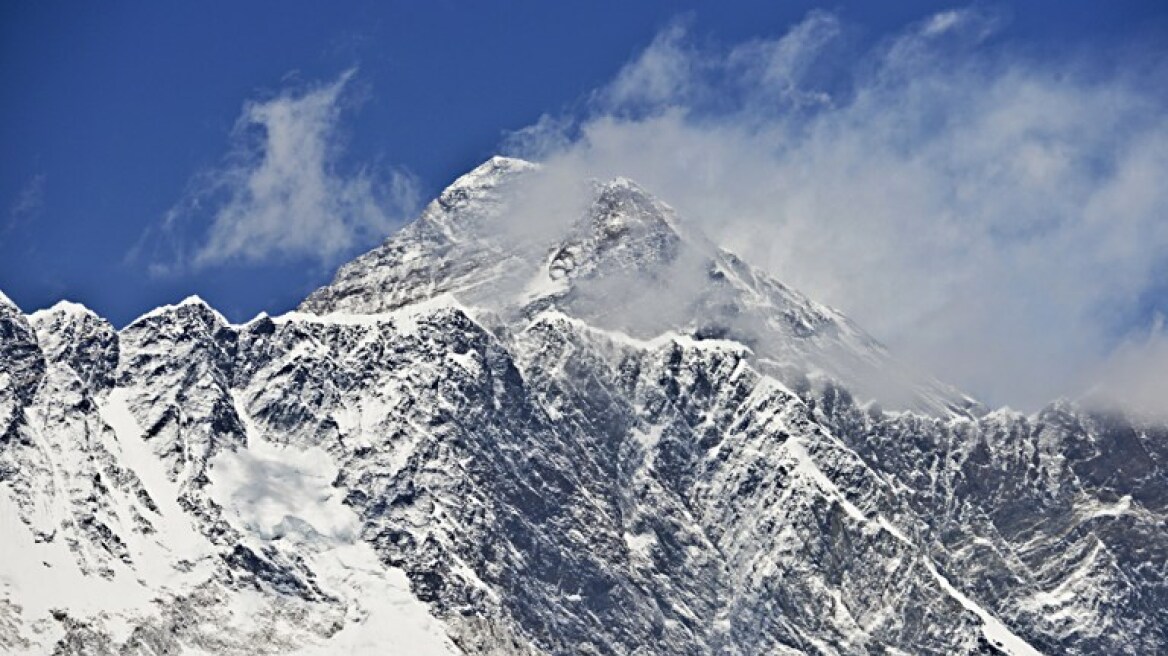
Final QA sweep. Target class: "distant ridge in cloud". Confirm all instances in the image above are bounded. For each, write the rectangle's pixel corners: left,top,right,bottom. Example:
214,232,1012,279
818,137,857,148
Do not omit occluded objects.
138,69,417,274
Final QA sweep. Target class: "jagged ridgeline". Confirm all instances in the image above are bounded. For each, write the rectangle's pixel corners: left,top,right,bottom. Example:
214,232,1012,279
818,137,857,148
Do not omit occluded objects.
1,157,1165,655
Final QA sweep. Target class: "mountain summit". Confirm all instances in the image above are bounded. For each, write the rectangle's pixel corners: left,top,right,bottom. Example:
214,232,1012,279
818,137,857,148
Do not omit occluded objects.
1,158,1165,654
304,157,972,417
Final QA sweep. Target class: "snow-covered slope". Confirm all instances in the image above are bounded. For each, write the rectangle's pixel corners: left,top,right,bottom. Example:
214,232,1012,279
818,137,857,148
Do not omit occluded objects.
1,158,1164,654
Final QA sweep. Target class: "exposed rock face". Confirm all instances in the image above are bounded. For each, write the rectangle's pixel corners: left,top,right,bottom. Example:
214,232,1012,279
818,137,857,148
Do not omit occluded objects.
0,158,1163,654
0,292,45,441
817,396,1168,655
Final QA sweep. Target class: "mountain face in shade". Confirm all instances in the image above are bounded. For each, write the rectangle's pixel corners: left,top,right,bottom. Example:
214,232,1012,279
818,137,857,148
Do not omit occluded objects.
1,158,1164,655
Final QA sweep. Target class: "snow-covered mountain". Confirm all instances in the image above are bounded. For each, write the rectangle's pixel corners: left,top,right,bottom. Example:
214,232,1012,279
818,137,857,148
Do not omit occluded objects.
1,157,1164,654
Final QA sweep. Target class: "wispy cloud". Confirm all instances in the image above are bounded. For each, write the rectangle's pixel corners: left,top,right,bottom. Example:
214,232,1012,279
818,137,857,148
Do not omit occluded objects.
599,21,696,111
505,9,1168,411
1086,315,1168,419
139,69,417,274
7,173,45,232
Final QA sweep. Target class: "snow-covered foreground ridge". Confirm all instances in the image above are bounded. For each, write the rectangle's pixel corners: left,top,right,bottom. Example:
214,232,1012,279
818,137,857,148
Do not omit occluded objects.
1,157,1165,655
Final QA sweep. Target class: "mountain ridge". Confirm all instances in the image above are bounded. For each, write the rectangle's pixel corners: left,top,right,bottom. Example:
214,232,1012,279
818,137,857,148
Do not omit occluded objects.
1,157,1164,654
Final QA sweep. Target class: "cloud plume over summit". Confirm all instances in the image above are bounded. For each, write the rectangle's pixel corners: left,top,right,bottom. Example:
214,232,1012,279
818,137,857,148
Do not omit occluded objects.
505,9,1168,412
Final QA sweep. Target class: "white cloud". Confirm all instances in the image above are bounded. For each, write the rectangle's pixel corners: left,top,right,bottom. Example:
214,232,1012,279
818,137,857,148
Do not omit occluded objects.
600,21,695,111
151,69,417,271
922,10,965,36
724,10,839,111
505,10,1168,411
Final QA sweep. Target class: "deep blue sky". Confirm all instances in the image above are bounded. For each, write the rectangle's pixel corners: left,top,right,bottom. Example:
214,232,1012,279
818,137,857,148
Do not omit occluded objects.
3,1,1167,327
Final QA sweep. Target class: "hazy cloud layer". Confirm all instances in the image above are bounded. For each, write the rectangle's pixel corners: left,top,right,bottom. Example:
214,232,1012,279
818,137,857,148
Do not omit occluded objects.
505,9,1168,412
1088,316,1168,420
146,69,417,273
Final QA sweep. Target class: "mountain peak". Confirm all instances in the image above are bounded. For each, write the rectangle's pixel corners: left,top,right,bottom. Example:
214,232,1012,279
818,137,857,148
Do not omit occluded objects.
543,177,683,284
300,156,968,415
28,299,98,322
446,155,535,193
125,294,228,329
28,300,118,393
0,289,19,313
434,155,537,213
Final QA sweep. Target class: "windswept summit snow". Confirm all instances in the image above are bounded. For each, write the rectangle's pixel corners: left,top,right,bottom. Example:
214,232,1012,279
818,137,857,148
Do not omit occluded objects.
1,157,1165,655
